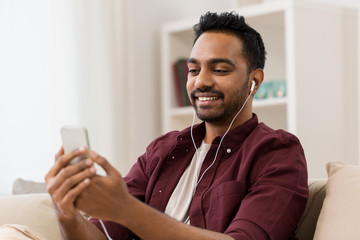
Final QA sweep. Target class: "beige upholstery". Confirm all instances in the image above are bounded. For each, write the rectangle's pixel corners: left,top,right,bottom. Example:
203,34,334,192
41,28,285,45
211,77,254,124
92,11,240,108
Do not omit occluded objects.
12,178,47,195
0,194,62,240
313,162,360,239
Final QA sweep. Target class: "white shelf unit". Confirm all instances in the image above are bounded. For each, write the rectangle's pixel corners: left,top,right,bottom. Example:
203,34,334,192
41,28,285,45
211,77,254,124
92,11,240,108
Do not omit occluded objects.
161,0,360,177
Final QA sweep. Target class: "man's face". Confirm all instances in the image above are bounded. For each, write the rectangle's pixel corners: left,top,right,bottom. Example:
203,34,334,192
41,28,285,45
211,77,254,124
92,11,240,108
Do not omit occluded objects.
186,32,250,124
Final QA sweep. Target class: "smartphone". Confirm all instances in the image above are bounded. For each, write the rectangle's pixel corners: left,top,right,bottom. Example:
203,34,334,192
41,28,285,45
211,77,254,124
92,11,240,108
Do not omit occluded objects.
60,126,90,164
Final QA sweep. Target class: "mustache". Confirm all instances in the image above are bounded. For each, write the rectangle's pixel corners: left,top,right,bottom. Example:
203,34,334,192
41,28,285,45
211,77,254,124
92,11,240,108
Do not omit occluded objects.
190,88,224,99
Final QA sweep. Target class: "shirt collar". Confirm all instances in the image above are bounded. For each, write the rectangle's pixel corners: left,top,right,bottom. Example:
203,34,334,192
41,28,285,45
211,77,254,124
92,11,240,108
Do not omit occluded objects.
176,114,259,153
219,113,259,155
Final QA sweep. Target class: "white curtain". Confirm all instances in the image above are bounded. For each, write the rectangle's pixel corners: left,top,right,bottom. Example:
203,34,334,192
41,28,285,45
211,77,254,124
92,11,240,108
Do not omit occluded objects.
0,0,127,195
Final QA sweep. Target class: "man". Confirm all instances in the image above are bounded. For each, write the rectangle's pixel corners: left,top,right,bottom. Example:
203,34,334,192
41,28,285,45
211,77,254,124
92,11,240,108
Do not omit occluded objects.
45,12,308,240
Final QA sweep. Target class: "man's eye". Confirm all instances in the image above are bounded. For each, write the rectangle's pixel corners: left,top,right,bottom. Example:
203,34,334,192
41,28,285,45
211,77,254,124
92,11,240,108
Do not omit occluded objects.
214,69,229,73
188,69,199,74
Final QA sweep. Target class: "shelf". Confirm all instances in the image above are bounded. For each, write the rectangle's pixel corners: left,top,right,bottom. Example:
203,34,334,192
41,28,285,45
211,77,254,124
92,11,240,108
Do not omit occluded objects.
253,97,287,108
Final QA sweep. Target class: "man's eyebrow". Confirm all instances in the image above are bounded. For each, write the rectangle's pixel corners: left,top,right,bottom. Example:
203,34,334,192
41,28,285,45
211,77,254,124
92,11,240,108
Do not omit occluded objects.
187,58,235,68
210,58,235,68
187,58,198,64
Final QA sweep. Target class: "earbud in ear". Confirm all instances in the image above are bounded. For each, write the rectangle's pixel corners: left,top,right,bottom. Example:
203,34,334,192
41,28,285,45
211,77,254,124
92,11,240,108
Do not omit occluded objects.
250,80,255,92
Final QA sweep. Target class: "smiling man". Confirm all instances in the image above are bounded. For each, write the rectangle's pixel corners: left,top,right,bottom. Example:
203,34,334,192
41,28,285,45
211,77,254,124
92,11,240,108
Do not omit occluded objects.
45,12,308,240
187,29,260,142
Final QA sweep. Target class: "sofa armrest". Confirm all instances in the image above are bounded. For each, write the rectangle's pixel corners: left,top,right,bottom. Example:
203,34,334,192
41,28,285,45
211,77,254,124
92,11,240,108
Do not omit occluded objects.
0,193,62,240
295,179,327,240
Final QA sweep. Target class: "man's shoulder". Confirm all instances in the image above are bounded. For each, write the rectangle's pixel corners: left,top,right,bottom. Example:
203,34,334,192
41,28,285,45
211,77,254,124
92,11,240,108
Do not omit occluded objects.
252,122,302,147
148,130,179,148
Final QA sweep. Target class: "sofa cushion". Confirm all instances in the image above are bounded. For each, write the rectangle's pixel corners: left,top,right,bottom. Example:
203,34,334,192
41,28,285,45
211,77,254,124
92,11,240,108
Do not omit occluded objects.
0,193,62,240
314,161,360,240
12,178,47,195
0,224,49,240
295,179,326,240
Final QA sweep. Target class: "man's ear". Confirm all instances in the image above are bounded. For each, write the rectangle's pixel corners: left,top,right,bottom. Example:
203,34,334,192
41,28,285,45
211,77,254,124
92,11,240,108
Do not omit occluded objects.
249,68,264,96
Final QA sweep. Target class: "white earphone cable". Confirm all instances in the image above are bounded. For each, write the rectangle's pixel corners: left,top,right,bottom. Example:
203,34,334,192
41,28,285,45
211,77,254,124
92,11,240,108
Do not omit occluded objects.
99,219,113,240
191,85,254,192
185,86,253,224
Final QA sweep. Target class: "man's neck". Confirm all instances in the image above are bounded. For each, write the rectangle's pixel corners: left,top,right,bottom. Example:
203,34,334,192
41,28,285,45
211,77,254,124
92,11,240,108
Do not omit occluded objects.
203,110,252,144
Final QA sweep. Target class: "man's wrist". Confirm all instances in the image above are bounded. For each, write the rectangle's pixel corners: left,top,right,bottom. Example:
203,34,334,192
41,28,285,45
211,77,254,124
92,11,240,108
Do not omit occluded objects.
114,193,140,226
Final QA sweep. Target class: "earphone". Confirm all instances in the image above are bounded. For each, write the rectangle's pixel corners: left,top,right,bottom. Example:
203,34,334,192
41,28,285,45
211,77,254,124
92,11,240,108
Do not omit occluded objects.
250,80,255,92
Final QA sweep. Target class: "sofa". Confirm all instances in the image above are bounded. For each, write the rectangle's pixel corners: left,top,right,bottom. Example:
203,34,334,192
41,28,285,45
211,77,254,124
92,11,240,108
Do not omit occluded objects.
0,161,358,240
298,161,360,239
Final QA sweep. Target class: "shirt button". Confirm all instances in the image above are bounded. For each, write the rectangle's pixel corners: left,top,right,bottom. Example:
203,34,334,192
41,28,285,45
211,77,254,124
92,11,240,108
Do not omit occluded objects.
226,148,231,154
159,190,162,193
179,137,183,141
185,149,189,152
172,156,175,159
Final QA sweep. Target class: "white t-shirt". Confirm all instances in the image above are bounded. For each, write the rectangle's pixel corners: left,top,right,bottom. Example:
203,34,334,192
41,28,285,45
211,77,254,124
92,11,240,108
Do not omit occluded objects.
164,141,211,224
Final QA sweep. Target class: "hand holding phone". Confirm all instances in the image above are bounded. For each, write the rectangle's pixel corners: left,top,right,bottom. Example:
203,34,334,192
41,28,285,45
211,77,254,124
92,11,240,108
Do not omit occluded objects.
61,126,90,164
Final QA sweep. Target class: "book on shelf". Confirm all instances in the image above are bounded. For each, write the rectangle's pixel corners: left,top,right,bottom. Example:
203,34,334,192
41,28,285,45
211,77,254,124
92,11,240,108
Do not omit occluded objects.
172,58,191,107
172,62,183,107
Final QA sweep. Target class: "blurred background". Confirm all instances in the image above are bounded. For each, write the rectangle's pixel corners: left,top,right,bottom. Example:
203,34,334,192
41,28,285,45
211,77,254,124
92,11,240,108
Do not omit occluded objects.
0,0,359,195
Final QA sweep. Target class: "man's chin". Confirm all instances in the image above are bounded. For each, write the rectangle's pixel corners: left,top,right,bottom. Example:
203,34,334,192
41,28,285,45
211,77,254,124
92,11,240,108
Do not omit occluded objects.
195,111,223,123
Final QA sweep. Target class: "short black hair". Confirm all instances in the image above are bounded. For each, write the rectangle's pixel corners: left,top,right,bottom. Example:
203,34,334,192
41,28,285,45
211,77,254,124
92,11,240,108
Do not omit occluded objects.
193,12,266,73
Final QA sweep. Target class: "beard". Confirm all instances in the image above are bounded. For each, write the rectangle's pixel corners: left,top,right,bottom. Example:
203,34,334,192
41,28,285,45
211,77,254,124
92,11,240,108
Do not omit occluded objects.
190,80,249,123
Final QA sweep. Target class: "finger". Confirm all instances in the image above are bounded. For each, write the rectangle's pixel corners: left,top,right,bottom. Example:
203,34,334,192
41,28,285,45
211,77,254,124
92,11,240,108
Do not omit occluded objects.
89,151,119,177
45,147,64,183
57,146,87,165
46,147,88,182
58,178,92,216
46,158,94,194
53,166,96,201
55,146,64,160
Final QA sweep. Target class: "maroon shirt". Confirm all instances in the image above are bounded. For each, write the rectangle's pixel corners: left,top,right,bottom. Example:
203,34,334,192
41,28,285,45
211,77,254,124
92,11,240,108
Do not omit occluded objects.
90,114,308,240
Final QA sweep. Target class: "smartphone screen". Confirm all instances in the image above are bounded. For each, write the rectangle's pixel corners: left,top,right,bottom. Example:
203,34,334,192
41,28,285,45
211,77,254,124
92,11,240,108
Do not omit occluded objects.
61,126,90,164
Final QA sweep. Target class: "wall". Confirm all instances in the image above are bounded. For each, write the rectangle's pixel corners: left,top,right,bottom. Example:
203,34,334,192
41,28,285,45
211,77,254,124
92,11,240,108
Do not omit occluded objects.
0,0,126,194
0,0,79,194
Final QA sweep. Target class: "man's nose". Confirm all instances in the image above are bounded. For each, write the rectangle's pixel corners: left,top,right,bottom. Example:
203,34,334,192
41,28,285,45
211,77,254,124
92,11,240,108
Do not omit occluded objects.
194,70,214,90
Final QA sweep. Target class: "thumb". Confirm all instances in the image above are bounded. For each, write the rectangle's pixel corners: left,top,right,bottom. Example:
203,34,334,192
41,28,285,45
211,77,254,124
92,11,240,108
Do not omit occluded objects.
89,151,119,177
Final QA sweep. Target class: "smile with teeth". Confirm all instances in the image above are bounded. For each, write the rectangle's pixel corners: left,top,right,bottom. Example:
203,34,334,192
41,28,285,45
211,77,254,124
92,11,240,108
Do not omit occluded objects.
198,97,218,101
